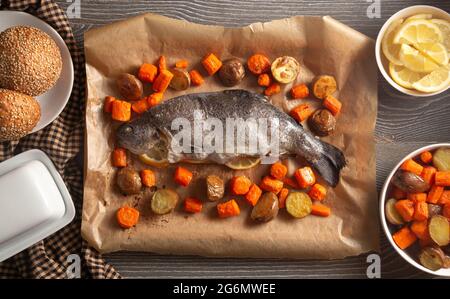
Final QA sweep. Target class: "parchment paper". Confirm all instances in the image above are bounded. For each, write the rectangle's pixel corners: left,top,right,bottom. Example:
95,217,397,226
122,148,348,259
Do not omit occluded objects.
82,13,379,258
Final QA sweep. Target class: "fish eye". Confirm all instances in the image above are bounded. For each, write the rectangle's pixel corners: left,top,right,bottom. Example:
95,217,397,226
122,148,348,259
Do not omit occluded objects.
123,125,133,134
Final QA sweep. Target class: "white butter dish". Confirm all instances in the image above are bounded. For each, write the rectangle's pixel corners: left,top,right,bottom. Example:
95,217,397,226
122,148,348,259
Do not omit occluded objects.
0,150,75,262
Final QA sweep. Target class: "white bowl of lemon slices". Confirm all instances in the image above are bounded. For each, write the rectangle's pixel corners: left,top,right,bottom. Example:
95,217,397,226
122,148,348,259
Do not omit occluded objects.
376,5,450,97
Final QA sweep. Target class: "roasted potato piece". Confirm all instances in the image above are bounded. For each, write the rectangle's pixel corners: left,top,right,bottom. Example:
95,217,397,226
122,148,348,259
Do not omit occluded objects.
271,56,300,84
392,170,430,193
169,68,191,91
433,148,450,171
308,109,336,137
151,189,179,215
251,192,279,222
385,198,404,225
419,247,446,271
218,58,245,87
429,215,450,246
116,167,142,195
286,191,312,218
311,75,337,99
206,175,224,201
116,73,143,100
428,204,443,217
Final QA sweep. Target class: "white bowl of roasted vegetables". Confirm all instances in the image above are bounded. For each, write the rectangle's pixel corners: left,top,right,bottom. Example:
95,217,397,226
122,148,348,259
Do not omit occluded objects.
380,143,450,276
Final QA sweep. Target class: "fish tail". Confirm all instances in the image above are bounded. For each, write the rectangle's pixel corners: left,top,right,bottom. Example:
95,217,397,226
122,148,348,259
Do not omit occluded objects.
308,142,346,187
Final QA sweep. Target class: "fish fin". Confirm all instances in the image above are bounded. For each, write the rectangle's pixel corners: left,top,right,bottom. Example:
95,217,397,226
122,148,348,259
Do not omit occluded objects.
309,142,346,187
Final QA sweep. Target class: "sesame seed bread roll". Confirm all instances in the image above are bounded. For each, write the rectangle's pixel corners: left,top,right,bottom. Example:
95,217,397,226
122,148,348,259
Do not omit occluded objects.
0,89,41,141
0,26,62,96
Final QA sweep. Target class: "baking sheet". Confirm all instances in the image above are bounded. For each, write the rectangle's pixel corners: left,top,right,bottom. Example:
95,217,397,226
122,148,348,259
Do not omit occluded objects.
82,13,379,258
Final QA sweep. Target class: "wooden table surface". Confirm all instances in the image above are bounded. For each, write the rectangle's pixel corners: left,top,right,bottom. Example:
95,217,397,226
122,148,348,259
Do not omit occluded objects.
56,0,450,278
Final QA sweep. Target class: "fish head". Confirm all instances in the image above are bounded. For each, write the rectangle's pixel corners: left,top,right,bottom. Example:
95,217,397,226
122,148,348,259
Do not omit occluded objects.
116,121,163,155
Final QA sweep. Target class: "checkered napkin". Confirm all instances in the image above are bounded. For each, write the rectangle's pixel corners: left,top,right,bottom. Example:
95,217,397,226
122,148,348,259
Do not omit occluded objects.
0,0,120,279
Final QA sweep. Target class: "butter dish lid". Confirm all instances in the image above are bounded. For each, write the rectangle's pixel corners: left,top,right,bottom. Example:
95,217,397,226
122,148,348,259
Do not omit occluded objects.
0,149,75,262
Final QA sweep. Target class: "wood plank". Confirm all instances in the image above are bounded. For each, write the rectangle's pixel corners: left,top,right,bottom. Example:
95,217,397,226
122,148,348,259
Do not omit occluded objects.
53,0,450,278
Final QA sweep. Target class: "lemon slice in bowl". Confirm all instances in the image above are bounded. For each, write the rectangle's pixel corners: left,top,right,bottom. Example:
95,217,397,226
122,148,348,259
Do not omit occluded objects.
399,44,440,73
412,66,450,93
225,157,261,170
415,42,449,66
393,19,443,45
382,18,404,65
389,62,425,89
405,14,432,22
430,19,450,54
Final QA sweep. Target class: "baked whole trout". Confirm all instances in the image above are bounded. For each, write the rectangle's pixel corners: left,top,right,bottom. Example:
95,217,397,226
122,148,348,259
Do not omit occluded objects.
116,89,345,186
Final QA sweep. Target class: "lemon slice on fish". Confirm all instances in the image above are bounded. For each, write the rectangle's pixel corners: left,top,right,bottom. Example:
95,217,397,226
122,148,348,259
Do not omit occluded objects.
225,157,261,170
139,146,169,168
139,154,169,167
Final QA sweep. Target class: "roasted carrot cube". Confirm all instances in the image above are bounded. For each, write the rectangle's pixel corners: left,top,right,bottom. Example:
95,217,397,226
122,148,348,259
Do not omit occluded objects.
264,83,280,96
290,84,309,99
283,177,299,189
413,201,428,221
294,167,316,189
401,159,423,176
407,193,427,202
392,226,417,250
174,166,193,187
420,151,433,164
147,92,164,107
270,162,287,180
138,63,158,83
290,104,313,122
153,69,173,93
308,183,327,201
311,204,331,217
104,96,116,113
230,176,252,195
438,190,450,205
278,188,289,209
323,95,342,116
260,176,283,194
131,98,150,114
395,199,414,222
140,169,156,187
411,220,431,241
421,166,436,185
111,100,131,122
217,199,240,218
117,206,140,229
189,70,204,86
184,197,203,213
245,183,262,206
202,53,222,75
427,185,444,204
257,74,271,87
435,171,450,186
112,148,127,167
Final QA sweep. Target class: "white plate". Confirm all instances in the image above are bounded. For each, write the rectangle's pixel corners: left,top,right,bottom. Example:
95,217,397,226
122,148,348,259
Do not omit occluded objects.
380,143,450,277
0,11,74,133
0,149,75,262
